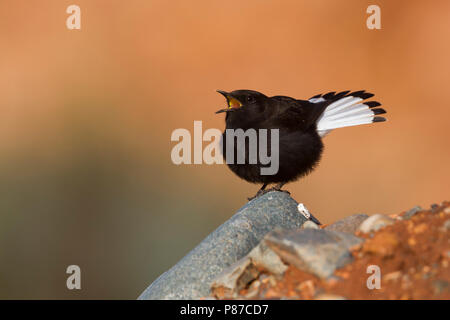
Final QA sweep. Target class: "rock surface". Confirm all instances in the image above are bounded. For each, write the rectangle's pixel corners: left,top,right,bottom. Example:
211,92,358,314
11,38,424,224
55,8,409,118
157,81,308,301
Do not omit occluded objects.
325,214,368,233
358,214,395,233
402,206,423,220
247,241,288,275
138,191,307,300
210,227,363,298
140,190,449,300
302,221,320,229
210,241,287,298
265,228,363,278
220,201,450,300
210,256,258,299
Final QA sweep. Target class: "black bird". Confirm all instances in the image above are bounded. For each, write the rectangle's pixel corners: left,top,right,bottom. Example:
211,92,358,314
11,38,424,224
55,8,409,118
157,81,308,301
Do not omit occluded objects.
216,89,387,200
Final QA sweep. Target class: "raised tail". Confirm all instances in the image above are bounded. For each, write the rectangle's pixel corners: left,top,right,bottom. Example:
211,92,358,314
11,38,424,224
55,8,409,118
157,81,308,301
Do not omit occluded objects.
310,90,387,137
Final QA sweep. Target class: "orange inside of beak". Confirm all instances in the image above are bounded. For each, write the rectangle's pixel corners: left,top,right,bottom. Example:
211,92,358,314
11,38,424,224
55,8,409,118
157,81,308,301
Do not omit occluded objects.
227,96,242,109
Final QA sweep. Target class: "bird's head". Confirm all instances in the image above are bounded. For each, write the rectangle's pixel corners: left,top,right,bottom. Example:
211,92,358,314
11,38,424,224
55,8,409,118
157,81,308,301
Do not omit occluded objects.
215,90,267,115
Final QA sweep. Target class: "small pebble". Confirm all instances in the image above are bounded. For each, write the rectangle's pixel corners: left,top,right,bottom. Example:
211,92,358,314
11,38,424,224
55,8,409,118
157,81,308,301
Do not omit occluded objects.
315,293,347,300
243,280,261,299
297,280,315,296
363,232,399,256
384,271,402,282
432,280,449,295
408,237,417,246
402,206,423,220
413,223,427,234
302,221,319,229
326,275,342,285
358,214,395,233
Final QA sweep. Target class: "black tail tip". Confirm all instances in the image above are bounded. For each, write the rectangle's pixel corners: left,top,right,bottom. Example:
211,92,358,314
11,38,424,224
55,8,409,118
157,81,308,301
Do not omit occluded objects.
372,108,387,115
373,116,387,123
366,101,381,108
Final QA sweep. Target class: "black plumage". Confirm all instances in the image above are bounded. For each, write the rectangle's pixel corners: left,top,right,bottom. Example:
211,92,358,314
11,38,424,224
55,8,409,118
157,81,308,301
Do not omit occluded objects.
216,89,386,199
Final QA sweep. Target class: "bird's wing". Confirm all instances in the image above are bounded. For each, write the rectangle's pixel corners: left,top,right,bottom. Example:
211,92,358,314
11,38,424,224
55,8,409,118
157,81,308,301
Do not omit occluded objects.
264,96,310,128
267,95,330,130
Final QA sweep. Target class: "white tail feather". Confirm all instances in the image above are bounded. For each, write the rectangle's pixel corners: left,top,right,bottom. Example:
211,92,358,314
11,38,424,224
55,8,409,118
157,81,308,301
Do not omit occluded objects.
322,97,363,117
316,95,384,137
325,104,372,121
318,118,375,131
322,96,354,111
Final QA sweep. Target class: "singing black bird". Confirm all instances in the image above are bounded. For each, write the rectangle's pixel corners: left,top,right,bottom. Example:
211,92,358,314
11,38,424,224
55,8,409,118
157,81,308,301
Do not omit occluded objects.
216,89,386,200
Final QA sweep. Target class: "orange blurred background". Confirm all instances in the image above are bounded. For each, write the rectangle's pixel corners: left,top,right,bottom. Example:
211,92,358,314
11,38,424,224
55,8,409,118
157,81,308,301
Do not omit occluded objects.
0,0,449,298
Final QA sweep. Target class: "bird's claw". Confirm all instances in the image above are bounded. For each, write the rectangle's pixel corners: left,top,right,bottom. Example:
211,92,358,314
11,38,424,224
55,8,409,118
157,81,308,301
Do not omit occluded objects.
247,186,290,201
247,188,270,201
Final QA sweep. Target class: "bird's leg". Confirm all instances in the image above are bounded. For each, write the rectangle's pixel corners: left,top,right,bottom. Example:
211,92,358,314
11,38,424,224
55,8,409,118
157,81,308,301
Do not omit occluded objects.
247,183,268,201
270,182,290,195
247,182,291,201
273,182,285,190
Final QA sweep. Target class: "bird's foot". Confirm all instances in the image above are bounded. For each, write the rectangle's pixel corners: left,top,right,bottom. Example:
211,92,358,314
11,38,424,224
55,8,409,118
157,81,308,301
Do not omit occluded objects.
247,188,272,201
247,183,290,201
271,182,290,195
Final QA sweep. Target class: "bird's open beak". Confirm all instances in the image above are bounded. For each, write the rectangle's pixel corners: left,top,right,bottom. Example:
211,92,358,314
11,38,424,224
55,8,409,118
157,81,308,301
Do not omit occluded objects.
215,108,235,114
217,90,229,97
215,90,241,114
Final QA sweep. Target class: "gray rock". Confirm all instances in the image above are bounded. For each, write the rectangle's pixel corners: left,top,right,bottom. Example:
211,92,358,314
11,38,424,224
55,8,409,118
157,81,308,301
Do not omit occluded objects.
402,206,423,220
430,204,439,213
210,256,257,299
247,240,288,275
358,214,395,233
325,214,369,234
265,228,363,279
138,191,307,300
302,220,320,229
210,240,288,299
210,236,288,298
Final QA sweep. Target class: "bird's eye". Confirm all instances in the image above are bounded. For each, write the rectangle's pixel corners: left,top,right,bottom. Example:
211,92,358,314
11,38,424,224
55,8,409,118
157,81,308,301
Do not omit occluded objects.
246,96,255,103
